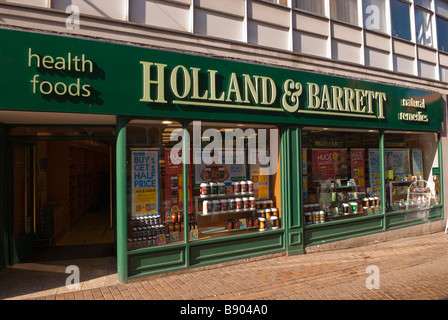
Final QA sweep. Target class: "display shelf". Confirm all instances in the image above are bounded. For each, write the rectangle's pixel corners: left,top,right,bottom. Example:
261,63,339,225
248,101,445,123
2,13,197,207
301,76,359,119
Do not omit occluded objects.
406,180,435,210
199,226,259,235
197,208,255,216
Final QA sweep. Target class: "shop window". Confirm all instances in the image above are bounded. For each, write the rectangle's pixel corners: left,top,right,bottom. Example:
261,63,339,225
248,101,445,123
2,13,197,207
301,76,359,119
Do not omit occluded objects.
390,0,412,41
384,131,440,213
188,122,281,240
126,120,186,251
330,0,359,26
363,0,387,33
294,0,326,16
302,128,380,226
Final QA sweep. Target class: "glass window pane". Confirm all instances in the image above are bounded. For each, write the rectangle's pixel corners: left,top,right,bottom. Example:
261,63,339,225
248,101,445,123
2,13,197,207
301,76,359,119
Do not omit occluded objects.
330,0,359,25
391,0,412,40
189,122,281,240
384,132,440,213
126,120,186,250
294,0,326,16
415,8,433,46
436,0,448,19
302,128,381,225
363,0,387,33
437,16,448,51
415,0,432,10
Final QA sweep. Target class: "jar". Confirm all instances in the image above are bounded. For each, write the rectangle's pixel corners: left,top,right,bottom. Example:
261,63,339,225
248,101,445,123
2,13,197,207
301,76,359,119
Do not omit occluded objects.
257,209,265,218
304,211,312,225
242,197,249,210
202,200,212,214
249,197,256,210
265,208,272,220
319,210,325,223
271,216,279,229
220,199,228,212
233,181,241,195
240,181,247,194
218,182,226,196
258,217,266,231
212,200,220,213
267,200,273,208
350,202,358,214
228,198,235,211
343,203,350,215
235,198,243,211
200,183,210,198
363,198,369,207
210,182,218,196
247,180,253,193
312,211,319,223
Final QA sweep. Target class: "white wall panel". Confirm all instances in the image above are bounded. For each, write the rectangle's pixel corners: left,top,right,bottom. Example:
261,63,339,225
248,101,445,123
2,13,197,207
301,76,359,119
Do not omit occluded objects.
248,21,289,50
365,47,390,69
293,11,329,37
293,31,328,58
331,40,361,64
440,66,448,82
130,0,190,32
418,60,436,79
194,8,244,42
393,54,415,75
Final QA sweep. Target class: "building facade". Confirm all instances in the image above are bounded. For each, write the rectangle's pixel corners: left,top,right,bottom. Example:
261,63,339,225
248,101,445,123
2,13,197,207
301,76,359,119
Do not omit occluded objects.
0,0,447,283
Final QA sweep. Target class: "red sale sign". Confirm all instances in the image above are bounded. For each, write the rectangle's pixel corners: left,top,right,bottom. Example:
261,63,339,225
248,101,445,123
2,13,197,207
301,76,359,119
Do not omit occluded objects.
312,149,347,181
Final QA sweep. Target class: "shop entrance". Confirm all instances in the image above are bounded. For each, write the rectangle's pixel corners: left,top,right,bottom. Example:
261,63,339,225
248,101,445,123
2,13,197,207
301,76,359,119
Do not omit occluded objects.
10,138,115,263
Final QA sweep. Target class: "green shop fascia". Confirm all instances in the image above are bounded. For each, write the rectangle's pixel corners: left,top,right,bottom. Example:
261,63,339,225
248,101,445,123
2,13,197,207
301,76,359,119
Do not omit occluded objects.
0,28,444,281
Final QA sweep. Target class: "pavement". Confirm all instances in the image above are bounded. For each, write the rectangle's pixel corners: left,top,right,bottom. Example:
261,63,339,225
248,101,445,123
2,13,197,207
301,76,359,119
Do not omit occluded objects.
1,231,448,304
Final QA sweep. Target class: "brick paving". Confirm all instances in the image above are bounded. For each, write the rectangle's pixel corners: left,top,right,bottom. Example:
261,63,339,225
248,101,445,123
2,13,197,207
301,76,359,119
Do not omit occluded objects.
2,231,448,303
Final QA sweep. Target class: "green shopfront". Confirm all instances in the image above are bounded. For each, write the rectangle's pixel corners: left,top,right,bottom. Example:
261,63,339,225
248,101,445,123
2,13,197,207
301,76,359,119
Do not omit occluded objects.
0,28,444,282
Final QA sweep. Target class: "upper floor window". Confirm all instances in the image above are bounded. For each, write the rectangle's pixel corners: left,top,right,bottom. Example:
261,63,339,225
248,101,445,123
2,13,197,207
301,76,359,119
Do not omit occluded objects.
294,0,326,16
436,0,448,51
415,0,432,10
390,0,412,41
330,0,359,26
415,5,433,46
363,0,387,33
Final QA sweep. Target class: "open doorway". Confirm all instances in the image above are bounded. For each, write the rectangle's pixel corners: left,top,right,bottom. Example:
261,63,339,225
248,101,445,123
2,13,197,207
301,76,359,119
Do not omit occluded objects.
11,138,115,263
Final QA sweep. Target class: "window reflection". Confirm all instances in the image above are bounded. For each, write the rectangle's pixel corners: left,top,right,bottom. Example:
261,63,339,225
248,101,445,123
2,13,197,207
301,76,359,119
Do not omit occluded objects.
294,0,326,16
384,132,440,212
415,8,433,46
330,0,359,25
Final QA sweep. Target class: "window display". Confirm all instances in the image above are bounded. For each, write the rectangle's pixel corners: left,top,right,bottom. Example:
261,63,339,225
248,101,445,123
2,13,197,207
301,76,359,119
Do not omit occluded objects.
126,120,192,250
189,122,281,240
302,128,380,225
126,120,281,250
384,131,440,212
